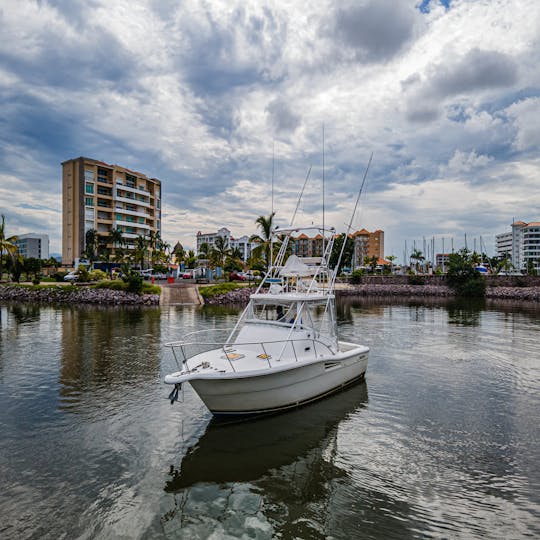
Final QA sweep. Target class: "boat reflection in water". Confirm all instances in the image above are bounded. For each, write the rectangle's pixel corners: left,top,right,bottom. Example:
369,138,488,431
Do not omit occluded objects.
163,382,367,538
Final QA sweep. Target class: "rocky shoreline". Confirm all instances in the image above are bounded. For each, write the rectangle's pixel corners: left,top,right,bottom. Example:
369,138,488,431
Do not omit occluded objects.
203,284,540,304
0,285,160,305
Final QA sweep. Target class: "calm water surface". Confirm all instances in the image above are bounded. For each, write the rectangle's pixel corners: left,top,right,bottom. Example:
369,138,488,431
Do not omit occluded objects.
0,298,539,539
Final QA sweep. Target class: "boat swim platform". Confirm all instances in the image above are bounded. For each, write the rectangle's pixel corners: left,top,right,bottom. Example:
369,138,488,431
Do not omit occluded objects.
159,282,202,306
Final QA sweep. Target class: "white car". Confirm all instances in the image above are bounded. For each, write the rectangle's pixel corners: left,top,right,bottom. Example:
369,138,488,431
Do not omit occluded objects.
64,272,78,282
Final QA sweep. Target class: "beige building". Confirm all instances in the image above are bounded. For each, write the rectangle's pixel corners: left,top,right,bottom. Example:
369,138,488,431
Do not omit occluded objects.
62,157,161,266
289,228,384,267
351,229,384,267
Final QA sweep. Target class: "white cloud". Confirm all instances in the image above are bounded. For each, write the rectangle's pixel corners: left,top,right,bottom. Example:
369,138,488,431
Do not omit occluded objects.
505,97,540,152
0,0,539,255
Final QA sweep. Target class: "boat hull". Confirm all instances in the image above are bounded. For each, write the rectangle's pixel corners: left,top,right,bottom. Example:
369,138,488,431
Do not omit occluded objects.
189,347,369,415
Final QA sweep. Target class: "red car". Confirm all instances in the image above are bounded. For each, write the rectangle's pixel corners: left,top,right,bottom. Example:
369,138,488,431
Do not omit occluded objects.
229,271,246,281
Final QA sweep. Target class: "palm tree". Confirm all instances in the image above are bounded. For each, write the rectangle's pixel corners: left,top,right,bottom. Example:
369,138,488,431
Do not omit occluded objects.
134,235,149,269
198,242,210,258
0,214,18,281
410,249,425,273
212,235,231,269
386,255,396,274
84,229,98,263
108,227,124,256
250,213,275,270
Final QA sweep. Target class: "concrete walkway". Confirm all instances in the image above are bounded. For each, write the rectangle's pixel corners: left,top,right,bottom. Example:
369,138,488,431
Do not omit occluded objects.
159,282,201,306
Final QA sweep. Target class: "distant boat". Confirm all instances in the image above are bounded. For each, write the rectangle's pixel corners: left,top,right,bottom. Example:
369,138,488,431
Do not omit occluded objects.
164,225,369,415
475,265,488,274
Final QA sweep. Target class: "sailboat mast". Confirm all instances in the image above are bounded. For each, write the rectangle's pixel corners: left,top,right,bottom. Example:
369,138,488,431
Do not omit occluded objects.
322,124,325,257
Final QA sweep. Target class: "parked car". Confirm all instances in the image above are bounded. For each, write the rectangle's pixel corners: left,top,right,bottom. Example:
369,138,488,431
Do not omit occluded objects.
152,272,167,280
63,272,78,282
244,271,261,281
182,270,194,279
229,271,247,281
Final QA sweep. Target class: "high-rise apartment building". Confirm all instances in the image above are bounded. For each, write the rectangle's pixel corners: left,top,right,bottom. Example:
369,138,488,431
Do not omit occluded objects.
62,157,161,266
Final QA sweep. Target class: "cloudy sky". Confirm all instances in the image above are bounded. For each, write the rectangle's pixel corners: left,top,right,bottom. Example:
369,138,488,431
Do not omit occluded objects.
1,0,539,261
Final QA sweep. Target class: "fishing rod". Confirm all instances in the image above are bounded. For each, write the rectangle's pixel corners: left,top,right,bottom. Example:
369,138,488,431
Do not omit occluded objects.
330,152,373,289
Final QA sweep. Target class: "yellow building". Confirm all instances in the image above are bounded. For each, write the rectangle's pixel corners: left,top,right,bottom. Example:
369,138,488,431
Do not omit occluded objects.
62,157,161,266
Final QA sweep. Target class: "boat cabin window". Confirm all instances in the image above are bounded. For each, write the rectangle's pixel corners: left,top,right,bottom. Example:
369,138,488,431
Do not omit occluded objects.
250,302,298,324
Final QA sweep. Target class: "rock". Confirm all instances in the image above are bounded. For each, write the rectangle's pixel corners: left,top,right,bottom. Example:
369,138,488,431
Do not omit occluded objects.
0,285,160,306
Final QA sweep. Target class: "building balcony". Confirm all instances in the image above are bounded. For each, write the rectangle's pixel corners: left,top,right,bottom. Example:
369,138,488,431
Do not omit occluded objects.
115,194,151,208
116,208,150,219
115,219,150,230
114,181,150,195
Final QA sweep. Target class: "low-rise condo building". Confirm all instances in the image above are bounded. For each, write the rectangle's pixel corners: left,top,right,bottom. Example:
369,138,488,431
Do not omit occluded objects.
14,233,50,259
496,220,540,272
196,228,254,262
62,157,161,266
351,229,384,268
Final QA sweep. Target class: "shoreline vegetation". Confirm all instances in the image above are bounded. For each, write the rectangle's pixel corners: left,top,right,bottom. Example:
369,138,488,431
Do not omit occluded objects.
1,275,539,306
202,283,540,305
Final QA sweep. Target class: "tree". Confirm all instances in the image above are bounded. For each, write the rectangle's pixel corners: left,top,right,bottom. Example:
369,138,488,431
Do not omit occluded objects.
329,233,354,273
108,227,124,258
134,235,148,269
386,255,396,274
211,235,231,269
198,242,210,258
24,257,42,281
250,213,276,270
82,229,98,263
0,214,18,280
526,259,538,276
6,253,23,283
185,250,197,269
410,249,425,273
446,248,486,297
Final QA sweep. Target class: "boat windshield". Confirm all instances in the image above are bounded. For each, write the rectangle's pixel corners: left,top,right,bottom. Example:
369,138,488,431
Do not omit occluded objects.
240,297,337,339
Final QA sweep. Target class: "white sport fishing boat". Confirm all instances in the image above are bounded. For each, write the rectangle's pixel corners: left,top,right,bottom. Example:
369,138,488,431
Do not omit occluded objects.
164,225,369,415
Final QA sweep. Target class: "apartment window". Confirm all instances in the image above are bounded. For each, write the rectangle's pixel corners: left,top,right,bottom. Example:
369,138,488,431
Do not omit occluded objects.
85,183,94,194
126,174,136,188
138,217,145,224
85,170,95,181
97,187,112,196
85,197,94,206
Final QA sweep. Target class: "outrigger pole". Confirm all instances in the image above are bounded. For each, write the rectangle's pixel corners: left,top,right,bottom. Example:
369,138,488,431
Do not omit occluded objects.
331,153,373,290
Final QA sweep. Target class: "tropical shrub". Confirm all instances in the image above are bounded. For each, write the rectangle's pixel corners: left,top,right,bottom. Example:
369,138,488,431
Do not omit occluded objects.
408,274,425,285
350,269,364,284
122,271,144,293
446,249,486,297
199,282,243,299
88,269,108,282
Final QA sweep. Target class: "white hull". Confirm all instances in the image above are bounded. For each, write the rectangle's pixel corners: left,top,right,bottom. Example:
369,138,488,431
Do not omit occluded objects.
186,345,368,415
